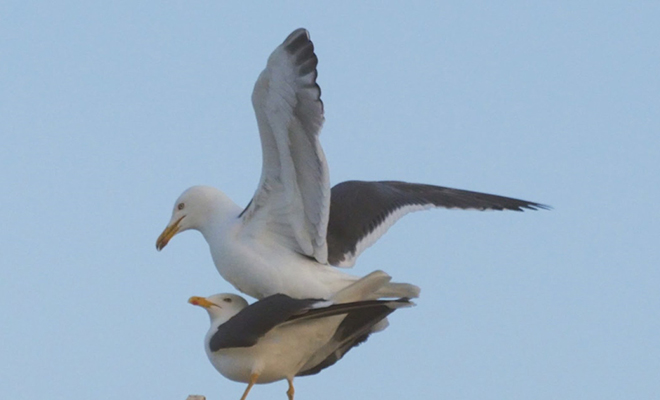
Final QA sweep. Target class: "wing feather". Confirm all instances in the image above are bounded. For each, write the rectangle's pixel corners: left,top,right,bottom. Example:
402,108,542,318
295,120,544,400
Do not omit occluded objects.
327,180,549,266
241,28,330,263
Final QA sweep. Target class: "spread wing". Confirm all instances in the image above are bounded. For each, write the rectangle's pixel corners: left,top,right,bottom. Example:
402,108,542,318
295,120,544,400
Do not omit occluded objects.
237,29,548,269
327,180,549,266
240,28,330,264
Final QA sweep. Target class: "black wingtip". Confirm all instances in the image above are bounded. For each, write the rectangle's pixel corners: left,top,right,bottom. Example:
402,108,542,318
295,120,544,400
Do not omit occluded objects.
521,202,552,212
284,28,310,54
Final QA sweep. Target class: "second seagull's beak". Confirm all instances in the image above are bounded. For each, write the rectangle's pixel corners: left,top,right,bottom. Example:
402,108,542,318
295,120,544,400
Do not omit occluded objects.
188,296,218,309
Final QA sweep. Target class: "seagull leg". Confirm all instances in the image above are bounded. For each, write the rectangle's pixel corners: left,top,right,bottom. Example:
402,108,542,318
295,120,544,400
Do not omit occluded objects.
286,378,295,400
240,373,259,400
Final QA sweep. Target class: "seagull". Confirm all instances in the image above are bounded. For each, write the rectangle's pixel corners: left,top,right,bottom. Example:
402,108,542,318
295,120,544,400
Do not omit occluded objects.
156,28,547,300
188,271,414,400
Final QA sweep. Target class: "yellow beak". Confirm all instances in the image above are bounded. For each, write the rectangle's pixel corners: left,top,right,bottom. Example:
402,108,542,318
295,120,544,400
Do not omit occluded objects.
156,216,184,251
188,296,218,309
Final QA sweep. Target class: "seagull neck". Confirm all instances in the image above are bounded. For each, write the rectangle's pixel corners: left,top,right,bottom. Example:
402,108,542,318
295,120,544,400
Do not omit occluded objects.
208,311,234,330
196,202,242,242
208,314,225,327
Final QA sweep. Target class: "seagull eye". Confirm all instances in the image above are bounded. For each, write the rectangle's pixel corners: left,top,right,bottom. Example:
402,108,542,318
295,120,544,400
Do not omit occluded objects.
223,298,232,303
177,203,185,211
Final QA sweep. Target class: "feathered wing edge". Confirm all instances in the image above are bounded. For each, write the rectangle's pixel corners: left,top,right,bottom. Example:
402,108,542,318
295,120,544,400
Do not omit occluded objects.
241,28,330,263
327,180,550,266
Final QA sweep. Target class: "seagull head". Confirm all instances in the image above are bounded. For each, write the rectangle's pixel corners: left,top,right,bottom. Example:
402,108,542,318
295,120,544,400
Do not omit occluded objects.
188,293,249,322
156,185,236,251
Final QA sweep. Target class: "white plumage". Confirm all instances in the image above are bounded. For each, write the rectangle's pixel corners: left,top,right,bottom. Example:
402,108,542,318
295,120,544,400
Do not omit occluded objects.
156,28,545,300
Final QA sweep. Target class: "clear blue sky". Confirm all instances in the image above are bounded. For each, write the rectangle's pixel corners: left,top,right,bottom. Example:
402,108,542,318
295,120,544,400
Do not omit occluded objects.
2,2,658,399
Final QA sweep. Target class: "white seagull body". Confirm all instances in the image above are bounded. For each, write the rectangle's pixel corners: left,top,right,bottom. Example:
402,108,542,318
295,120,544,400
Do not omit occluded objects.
189,271,414,400
156,28,546,300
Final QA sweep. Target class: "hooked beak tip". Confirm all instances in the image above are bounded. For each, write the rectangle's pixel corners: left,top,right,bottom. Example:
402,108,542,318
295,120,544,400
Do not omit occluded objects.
155,215,184,251
155,237,168,251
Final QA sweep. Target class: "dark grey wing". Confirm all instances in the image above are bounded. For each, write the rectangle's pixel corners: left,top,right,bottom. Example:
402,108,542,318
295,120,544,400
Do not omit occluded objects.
327,180,549,266
209,294,319,351
296,298,412,376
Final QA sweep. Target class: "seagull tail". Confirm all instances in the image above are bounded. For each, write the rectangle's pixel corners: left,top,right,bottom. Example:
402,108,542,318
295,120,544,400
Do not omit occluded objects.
375,281,421,299
330,270,392,303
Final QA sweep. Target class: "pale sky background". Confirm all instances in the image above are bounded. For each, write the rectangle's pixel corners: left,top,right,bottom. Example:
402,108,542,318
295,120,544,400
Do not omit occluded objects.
1,2,659,399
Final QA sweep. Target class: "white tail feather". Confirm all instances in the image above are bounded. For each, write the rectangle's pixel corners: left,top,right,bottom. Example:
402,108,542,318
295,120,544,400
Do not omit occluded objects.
375,281,421,299
330,270,391,303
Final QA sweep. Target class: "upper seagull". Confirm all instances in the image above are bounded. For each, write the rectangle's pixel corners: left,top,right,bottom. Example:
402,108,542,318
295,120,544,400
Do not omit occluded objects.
156,28,547,300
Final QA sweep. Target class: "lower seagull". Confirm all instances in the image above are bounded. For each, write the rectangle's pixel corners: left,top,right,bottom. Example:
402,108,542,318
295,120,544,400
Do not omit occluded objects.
189,271,414,400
